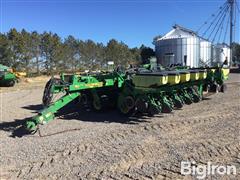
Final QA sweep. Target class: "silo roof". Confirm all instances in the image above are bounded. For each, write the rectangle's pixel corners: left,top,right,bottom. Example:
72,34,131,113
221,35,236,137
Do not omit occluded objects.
155,24,208,42
215,43,230,48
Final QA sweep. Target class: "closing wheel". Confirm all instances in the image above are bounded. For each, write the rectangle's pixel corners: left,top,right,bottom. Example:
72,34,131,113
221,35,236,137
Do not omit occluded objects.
173,98,183,108
184,97,192,105
209,84,220,93
192,94,200,103
220,84,227,93
171,94,183,109
7,80,15,87
135,98,148,113
203,84,209,92
162,102,172,113
183,93,193,105
191,88,201,103
148,104,160,117
209,84,216,92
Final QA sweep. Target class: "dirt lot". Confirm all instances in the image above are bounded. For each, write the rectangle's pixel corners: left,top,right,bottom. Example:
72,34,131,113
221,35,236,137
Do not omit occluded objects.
0,73,239,179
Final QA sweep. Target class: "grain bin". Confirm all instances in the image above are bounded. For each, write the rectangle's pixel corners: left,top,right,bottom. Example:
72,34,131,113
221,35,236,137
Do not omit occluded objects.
200,40,212,66
154,25,215,68
214,43,230,66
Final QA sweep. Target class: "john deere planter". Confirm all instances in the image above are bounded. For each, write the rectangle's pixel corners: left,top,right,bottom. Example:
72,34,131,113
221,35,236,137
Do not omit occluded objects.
25,66,229,132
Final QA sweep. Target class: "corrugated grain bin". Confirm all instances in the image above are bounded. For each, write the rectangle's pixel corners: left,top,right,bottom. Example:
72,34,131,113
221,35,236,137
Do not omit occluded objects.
200,40,212,66
214,43,230,66
154,24,215,68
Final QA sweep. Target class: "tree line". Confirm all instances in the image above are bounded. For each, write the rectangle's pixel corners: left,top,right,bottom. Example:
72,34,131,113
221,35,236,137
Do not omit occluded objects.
0,28,155,75
1,28,239,76
232,43,240,65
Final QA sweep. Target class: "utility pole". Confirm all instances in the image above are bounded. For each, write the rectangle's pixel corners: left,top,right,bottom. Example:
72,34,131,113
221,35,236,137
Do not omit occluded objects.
228,0,234,66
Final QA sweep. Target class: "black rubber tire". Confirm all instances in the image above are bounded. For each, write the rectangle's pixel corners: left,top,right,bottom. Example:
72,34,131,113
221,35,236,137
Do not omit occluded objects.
7,80,15,87
119,108,135,117
184,96,193,105
192,94,200,103
192,87,201,103
135,98,148,113
203,84,208,92
220,84,227,93
162,102,172,113
125,96,135,110
80,94,89,105
42,79,54,106
209,84,217,92
209,84,220,93
118,95,135,115
174,99,183,108
147,104,160,117
92,100,102,111
79,93,93,110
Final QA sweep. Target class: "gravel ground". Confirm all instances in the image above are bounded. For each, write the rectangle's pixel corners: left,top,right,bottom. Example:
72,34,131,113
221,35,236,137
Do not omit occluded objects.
0,73,239,179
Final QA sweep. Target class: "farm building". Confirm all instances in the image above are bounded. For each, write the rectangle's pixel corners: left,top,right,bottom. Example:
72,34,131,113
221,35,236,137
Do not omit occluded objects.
153,24,230,67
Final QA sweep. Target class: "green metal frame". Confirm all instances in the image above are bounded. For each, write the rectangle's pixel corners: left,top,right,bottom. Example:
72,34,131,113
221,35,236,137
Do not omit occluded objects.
25,66,228,132
0,71,16,86
26,92,80,130
26,72,125,131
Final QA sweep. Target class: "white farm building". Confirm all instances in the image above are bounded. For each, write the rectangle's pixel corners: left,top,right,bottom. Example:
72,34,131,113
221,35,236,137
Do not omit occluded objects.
153,25,230,68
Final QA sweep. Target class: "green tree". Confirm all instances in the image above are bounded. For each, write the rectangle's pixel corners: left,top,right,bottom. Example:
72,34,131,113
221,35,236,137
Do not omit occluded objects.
63,35,80,71
1,29,148,74
130,47,141,65
31,31,42,75
232,43,240,64
140,45,155,64
40,32,62,74
7,28,24,69
106,39,132,67
21,29,34,75
78,40,105,70
95,42,106,69
0,34,12,66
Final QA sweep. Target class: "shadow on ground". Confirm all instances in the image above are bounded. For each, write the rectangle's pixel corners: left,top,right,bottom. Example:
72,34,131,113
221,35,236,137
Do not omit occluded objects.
0,104,45,137
22,104,43,112
0,118,33,138
55,101,152,124
0,101,153,138
230,68,240,73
